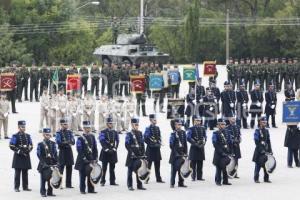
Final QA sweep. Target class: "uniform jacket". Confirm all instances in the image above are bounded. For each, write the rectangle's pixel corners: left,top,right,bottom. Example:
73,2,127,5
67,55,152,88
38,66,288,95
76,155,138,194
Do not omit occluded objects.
55,129,75,166
125,130,145,167
37,140,58,172
187,125,206,161
169,129,187,164
99,128,119,163
144,125,162,161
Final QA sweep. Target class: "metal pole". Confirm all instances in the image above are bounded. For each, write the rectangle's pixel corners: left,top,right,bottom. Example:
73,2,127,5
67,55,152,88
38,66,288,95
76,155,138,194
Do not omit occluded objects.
140,0,144,34
226,9,230,65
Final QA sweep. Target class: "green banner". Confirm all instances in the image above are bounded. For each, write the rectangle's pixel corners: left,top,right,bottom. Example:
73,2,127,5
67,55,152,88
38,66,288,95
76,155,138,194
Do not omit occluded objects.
183,67,195,82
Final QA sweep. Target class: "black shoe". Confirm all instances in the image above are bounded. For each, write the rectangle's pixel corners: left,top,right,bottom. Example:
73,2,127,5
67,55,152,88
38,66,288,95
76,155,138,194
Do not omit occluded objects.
66,186,74,189
223,182,232,185
15,188,20,192
137,187,146,190
197,178,205,181
216,182,222,186
272,126,278,128
128,187,134,191
80,191,86,194
23,188,32,191
100,183,105,186
4,136,10,139
178,184,187,188
159,110,165,113
30,100,33,102
47,193,56,197
288,165,293,168
110,183,119,186
41,194,47,197
191,178,196,181
264,180,272,183
12,111,18,114
145,178,149,184
157,180,165,183
254,180,260,183
143,114,148,117
88,191,97,194
18,100,22,103
170,185,175,188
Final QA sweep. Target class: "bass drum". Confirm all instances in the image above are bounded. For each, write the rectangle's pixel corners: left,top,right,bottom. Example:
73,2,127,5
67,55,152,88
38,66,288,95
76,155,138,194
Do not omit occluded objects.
90,162,102,186
50,166,62,189
180,157,192,179
226,156,238,178
265,154,276,174
137,159,151,182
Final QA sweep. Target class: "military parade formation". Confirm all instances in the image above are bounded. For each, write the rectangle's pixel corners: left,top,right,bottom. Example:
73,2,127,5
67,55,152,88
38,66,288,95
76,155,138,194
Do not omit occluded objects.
1,59,300,198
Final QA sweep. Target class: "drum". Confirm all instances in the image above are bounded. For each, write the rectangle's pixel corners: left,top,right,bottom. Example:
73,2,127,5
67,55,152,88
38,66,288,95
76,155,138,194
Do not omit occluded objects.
50,166,62,189
265,154,276,174
180,157,192,179
90,162,102,185
226,156,238,178
137,159,150,181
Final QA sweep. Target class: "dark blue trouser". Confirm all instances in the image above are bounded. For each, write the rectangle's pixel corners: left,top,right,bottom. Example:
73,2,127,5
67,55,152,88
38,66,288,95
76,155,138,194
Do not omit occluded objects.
170,162,184,186
215,166,228,184
287,148,299,166
40,174,53,195
101,161,116,184
127,166,142,188
190,160,203,180
254,163,269,181
79,169,94,193
59,165,72,187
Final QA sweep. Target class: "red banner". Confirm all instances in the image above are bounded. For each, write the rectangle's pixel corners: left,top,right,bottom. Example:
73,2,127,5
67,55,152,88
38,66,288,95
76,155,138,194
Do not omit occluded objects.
67,74,81,92
0,73,16,91
203,61,217,77
130,75,145,93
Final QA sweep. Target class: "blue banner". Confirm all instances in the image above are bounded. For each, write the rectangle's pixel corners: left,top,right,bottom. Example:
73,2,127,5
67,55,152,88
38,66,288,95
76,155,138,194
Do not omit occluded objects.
149,73,163,91
282,101,300,123
168,70,179,85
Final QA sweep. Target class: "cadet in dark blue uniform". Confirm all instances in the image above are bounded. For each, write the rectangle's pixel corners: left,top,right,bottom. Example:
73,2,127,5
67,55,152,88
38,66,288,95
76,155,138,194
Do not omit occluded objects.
212,119,232,186
253,116,273,183
203,87,217,130
264,82,277,128
75,121,98,194
236,80,249,128
37,128,58,197
187,116,207,181
184,88,196,129
225,117,241,178
125,118,147,191
99,117,119,186
284,81,295,101
9,120,33,192
210,80,221,127
250,80,264,128
195,78,205,117
221,81,235,122
284,124,300,167
169,119,188,188
55,119,75,188
144,114,164,183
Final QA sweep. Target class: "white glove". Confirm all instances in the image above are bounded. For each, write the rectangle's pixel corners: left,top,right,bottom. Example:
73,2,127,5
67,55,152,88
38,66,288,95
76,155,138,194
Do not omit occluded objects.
45,106,49,110
200,99,203,103
257,102,261,107
112,148,117,152
230,103,234,108
17,150,21,154
55,106,59,110
271,105,275,109
297,123,300,130
209,107,214,111
104,149,109,152
61,108,66,113
87,111,91,116
242,103,247,108
72,113,76,117
4,112,8,118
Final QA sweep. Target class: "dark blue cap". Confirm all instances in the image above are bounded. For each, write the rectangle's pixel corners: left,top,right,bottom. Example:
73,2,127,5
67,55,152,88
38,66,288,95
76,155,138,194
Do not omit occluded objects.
260,116,267,122
18,121,26,126
131,118,139,124
43,128,51,134
174,118,183,125
192,115,202,121
268,81,274,86
224,81,230,86
83,121,91,128
149,114,156,120
217,118,226,124
60,118,68,124
206,87,211,91
106,117,114,123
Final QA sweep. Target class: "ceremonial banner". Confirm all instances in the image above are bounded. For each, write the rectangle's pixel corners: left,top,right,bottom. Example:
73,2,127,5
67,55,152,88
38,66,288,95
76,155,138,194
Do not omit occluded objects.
167,98,185,119
0,73,16,91
67,74,81,92
168,70,180,85
183,66,195,82
283,101,300,123
149,73,163,91
203,61,217,77
130,75,145,93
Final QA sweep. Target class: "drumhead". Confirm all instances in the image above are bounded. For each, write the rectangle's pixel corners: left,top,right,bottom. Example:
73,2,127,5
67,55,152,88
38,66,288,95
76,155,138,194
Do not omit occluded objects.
265,154,276,174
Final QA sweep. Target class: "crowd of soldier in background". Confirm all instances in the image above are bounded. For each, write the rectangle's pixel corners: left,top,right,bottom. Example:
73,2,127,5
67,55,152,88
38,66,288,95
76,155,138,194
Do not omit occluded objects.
227,57,300,92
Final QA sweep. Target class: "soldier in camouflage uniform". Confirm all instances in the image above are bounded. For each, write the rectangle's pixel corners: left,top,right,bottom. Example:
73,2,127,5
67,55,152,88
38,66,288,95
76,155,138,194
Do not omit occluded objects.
245,58,251,90
90,63,100,100
39,63,50,96
120,62,130,96
15,65,23,102
257,58,265,91
279,58,287,91
68,63,78,75
249,58,257,92
101,63,110,96
79,63,89,96
58,63,67,93
30,62,40,102
293,58,299,89
19,64,29,101
110,63,121,97
49,63,57,95
287,58,294,88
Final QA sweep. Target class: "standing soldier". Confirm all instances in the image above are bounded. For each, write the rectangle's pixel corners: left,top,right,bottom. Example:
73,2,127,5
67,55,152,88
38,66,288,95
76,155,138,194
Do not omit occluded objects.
226,117,242,178
187,116,207,181
257,58,265,91
19,63,30,101
39,63,50,96
285,81,295,101
212,118,232,186
287,58,294,87
184,87,196,129
293,58,299,89
112,63,122,97
221,81,235,123
55,119,75,188
253,116,273,183
274,58,281,92
56,88,68,122
49,63,57,94
98,95,109,131
203,87,217,130
169,119,188,188
249,58,257,92
99,117,120,186
210,80,221,128
250,80,264,129
236,80,249,129
123,95,136,131
144,114,165,183
83,91,96,132
173,65,181,98
67,63,79,75
37,128,58,197
79,64,89,96
90,63,100,100
125,118,147,191
9,121,33,192
58,63,67,93
245,58,252,90
101,63,110,96
30,62,40,102
75,121,98,194
39,89,50,133
120,62,130,96
68,95,80,135
284,124,300,168
0,92,10,139
49,92,58,136
279,58,287,91
16,65,23,102
265,82,277,128
195,78,205,117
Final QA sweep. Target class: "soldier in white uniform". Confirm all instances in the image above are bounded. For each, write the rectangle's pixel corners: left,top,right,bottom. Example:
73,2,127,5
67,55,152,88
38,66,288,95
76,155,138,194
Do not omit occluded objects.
57,88,68,123
83,91,96,132
49,93,58,135
39,89,50,132
113,96,124,133
67,95,80,135
98,95,109,131
123,95,136,131
0,92,10,139
75,92,83,131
